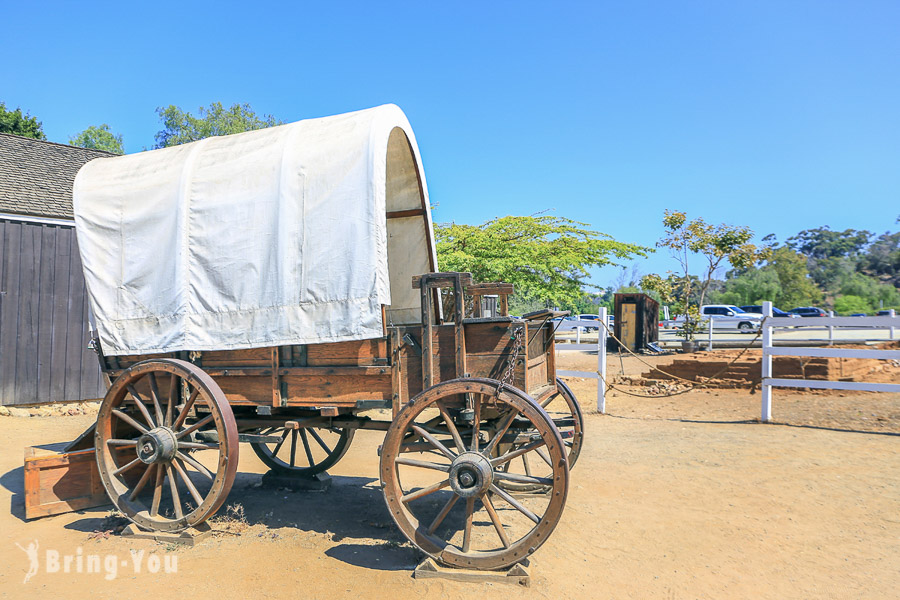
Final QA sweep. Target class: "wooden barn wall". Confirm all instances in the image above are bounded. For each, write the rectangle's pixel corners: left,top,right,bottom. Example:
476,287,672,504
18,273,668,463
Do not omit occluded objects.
0,219,105,406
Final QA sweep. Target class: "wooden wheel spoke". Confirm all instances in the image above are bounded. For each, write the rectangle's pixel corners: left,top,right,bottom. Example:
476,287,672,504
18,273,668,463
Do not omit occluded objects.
462,497,475,553
395,457,450,472
290,430,298,467
401,479,450,504
271,430,289,457
534,446,553,468
437,403,465,454
540,394,555,408
106,438,138,447
489,484,540,524
470,395,482,452
165,374,177,427
172,458,204,507
172,388,200,430
166,464,184,519
127,384,156,429
112,408,150,435
482,409,519,456
522,453,532,476
411,425,456,460
489,438,546,467
128,464,156,501
150,463,164,517
176,451,214,481
175,414,214,439
493,471,553,486
307,428,332,455
483,494,510,548
427,494,458,534
147,373,165,427
112,456,142,477
300,429,315,466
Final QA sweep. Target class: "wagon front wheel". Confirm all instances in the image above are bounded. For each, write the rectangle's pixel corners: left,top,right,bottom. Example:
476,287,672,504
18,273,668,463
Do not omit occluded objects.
95,359,239,532
380,378,568,570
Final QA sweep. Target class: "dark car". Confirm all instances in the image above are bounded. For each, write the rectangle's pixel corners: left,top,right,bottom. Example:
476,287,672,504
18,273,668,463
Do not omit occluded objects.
876,309,897,316
789,307,828,317
740,305,798,318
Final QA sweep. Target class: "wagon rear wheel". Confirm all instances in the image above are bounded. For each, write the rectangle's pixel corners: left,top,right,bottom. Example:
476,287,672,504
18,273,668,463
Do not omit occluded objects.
496,377,584,493
380,378,568,570
95,359,238,532
251,426,354,476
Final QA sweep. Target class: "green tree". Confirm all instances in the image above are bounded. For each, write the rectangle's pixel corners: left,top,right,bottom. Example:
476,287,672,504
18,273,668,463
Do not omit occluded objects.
644,210,770,310
69,124,124,154
0,102,46,139
435,215,650,308
711,268,781,306
833,295,872,315
154,102,282,148
786,226,872,260
768,247,822,308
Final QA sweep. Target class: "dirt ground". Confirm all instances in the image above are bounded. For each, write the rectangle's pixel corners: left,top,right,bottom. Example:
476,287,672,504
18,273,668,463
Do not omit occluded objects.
1,351,898,599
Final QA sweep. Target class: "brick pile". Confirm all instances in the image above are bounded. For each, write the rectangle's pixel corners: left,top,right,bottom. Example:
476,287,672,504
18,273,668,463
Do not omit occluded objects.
641,343,900,389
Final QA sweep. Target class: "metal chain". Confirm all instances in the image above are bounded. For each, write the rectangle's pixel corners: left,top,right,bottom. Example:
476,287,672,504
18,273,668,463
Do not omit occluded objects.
500,327,524,385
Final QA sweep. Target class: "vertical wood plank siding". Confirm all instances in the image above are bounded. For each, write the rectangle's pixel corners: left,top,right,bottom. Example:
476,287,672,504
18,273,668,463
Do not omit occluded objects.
0,219,105,406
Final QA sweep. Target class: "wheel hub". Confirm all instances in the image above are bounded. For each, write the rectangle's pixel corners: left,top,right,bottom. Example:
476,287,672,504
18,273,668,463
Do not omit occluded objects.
448,452,493,498
137,427,177,464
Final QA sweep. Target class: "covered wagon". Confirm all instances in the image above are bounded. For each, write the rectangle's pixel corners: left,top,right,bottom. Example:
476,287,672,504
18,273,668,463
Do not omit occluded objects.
62,104,583,570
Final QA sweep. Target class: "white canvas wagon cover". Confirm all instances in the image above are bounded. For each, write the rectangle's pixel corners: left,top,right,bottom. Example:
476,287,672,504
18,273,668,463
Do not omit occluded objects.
74,104,437,356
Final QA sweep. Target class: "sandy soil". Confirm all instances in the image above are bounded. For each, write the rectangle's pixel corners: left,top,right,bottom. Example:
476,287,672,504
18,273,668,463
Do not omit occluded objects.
1,351,898,599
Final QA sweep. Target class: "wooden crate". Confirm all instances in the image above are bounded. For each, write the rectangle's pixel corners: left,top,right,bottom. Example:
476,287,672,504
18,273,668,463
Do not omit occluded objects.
23,445,110,519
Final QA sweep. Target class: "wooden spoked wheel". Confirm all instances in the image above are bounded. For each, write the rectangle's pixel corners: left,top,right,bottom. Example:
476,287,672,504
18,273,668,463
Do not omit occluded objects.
380,378,568,570
496,377,584,493
251,426,354,475
95,359,238,532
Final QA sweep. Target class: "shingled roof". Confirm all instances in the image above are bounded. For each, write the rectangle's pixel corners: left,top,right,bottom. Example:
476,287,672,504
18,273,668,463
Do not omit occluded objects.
0,133,114,220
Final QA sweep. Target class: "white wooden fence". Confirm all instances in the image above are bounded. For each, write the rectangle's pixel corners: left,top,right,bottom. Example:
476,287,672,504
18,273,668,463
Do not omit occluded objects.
760,301,900,422
555,307,609,413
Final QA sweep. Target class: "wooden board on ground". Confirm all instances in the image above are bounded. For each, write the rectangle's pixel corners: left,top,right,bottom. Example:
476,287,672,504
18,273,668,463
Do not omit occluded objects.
413,557,530,587
121,522,212,547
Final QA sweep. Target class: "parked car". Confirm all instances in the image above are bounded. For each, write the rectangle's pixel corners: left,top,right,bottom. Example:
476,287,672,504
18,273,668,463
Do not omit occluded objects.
789,307,827,317
576,314,601,331
699,305,763,332
876,309,897,316
740,305,799,318
549,316,579,331
849,313,867,317
672,305,762,332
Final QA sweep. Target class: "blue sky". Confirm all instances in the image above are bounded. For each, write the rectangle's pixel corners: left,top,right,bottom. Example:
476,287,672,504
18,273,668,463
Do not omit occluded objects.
4,1,899,288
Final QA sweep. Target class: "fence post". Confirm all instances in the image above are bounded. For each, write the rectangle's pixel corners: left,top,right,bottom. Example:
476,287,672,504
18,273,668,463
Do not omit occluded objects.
598,306,607,414
761,301,773,422
828,311,835,345
708,318,714,351
576,326,581,344
891,309,896,341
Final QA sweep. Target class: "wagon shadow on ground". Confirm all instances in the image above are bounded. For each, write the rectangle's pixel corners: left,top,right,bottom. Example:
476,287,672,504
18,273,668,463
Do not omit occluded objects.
54,470,424,571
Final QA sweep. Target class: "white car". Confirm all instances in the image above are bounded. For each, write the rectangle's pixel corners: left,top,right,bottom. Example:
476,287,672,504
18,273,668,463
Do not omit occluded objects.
699,305,763,332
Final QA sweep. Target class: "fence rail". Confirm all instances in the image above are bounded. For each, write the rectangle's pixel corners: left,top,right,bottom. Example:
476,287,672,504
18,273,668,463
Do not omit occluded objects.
553,309,608,413
760,301,899,422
